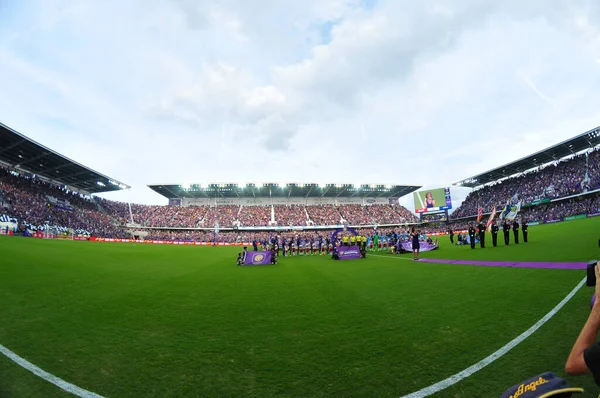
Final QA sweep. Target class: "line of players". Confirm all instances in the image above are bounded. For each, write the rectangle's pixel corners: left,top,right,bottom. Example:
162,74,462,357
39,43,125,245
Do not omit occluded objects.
451,218,529,249
257,234,402,256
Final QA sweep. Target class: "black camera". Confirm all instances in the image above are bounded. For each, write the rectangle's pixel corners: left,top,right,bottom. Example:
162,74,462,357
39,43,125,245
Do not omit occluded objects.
587,260,599,287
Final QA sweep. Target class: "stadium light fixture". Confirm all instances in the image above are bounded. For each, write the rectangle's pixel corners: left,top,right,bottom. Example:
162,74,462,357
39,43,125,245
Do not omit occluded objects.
256,183,263,188
200,183,207,189
240,183,246,188
335,184,342,188
386,184,392,189
182,183,191,189
96,181,105,187
318,183,325,188
282,183,287,188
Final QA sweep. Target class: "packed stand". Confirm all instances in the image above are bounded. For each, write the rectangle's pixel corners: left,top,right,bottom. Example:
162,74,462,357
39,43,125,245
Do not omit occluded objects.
338,205,370,225
306,205,342,225
202,205,240,227
365,204,420,224
238,205,272,226
0,167,124,237
274,205,307,226
392,204,420,223
452,148,600,219
522,195,599,222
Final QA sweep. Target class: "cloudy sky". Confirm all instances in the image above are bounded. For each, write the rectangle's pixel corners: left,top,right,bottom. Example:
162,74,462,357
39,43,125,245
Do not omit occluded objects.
1,0,600,210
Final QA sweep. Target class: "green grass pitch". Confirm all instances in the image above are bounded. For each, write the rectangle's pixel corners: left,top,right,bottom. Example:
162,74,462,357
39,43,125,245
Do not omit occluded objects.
1,217,600,397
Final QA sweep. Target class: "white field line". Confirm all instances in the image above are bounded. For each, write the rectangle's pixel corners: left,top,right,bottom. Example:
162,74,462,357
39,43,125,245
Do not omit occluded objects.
399,277,586,397
375,254,585,396
0,343,105,398
1,260,583,398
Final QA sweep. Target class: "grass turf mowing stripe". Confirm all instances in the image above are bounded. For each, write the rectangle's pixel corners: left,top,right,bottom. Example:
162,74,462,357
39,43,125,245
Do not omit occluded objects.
0,343,105,398
399,277,586,398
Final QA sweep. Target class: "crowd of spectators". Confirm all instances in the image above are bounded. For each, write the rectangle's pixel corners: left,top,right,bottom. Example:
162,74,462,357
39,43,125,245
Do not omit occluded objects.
392,204,417,223
2,145,599,239
274,205,307,226
452,148,600,219
338,204,368,225
0,168,123,237
237,205,271,227
202,205,240,227
522,196,599,222
306,205,342,225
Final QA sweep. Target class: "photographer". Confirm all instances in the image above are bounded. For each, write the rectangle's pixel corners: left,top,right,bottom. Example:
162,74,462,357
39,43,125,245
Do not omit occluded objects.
566,261,600,384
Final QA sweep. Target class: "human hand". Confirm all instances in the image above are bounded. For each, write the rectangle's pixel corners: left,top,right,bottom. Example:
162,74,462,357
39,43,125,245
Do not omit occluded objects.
595,262,600,305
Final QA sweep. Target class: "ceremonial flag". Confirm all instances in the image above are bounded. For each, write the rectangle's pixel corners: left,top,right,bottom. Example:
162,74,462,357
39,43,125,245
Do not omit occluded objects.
486,204,497,232
505,200,522,221
477,207,483,222
500,199,511,220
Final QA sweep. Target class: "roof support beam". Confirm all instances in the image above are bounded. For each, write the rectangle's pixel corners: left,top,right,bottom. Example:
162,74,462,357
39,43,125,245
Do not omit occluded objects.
17,152,51,166
0,138,27,155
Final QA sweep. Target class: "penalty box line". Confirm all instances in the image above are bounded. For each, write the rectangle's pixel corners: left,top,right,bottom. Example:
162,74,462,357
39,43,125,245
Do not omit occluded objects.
0,343,105,398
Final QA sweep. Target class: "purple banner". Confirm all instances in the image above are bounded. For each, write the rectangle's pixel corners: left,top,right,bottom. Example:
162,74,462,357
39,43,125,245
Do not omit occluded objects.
243,251,272,265
338,245,361,260
399,241,439,252
588,212,600,218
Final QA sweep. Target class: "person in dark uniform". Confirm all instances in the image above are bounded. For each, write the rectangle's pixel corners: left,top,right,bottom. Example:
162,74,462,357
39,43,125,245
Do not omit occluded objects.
521,218,528,243
512,219,520,244
491,220,499,247
477,220,486,248
411,227,420,260
468,223,476,249
502,220,510,245
448,228,454,244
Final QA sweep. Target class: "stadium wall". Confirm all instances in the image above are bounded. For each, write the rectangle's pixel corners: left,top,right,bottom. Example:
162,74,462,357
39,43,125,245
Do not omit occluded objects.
181,197,391,207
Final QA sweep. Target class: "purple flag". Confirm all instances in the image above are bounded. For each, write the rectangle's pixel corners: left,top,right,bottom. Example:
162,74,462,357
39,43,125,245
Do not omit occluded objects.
398,241,438,252
243,251,272,265
338,245,361,260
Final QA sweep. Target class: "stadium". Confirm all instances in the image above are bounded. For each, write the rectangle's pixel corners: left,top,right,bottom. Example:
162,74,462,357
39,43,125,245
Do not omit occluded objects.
4,3,600,397
1,119,600,397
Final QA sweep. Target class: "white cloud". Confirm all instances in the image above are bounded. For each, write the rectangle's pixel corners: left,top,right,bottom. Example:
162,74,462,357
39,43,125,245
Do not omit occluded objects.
1,0,600,208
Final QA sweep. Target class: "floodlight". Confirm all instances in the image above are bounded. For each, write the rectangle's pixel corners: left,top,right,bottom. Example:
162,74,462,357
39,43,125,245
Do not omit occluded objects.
200,183,207,189
318,183,326,188
240,183,246,188
256,183,263,188
182,183,191,189
386,184,392,189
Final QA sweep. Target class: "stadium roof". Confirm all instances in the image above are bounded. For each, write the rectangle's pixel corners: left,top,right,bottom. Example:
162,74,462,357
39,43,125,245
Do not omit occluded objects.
0,122,130,194
148,183,422,199
454,126,600,188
